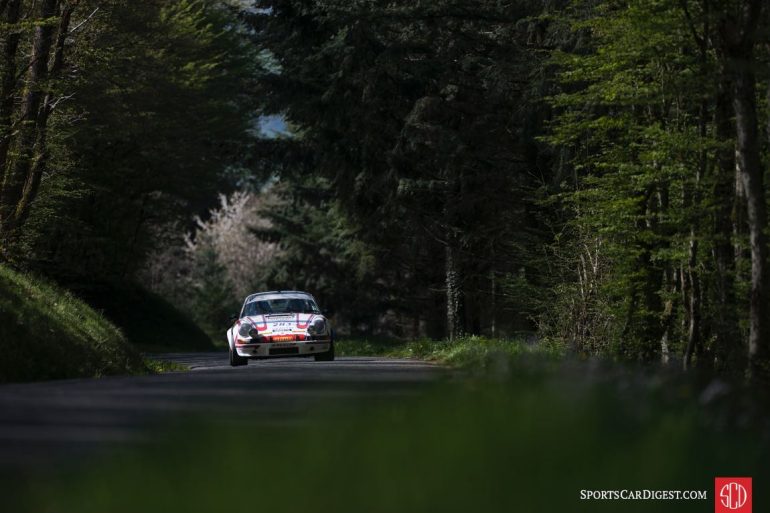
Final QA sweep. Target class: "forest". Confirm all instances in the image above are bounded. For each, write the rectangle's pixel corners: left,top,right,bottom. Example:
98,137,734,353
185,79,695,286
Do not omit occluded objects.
2,0,770,384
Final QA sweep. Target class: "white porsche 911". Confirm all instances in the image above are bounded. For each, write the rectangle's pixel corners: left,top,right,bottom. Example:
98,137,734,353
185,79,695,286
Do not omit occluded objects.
227,290,334,366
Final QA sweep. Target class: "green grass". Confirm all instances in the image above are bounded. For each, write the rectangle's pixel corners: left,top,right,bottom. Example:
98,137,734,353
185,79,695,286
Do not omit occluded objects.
3,364,767,513
0,265,148,382
336,335,564,371
142,357,189,373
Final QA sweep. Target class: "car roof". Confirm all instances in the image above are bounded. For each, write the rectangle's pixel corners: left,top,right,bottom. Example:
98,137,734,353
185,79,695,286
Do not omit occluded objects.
244,291,315,304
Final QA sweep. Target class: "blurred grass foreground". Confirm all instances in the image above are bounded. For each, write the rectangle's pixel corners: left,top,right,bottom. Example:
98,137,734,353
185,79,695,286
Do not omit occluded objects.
5,353,768,513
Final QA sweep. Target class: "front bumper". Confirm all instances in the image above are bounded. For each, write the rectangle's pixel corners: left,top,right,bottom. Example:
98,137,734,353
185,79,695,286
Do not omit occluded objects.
235,340,331,358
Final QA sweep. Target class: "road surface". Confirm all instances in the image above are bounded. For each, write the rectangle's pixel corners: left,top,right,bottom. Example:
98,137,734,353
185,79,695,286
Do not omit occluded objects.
0,354,442,472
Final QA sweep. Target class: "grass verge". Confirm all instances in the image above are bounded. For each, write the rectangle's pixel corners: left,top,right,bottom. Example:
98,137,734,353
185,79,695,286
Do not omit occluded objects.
336,335,563,371
0,265,148,382
142,357,189,373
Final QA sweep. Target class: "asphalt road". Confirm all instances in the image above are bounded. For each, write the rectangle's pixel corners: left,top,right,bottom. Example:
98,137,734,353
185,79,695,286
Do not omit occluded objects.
0,354,442,472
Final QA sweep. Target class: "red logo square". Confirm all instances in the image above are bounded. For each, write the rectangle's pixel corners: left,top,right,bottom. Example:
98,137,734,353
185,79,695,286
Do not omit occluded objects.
715,477,752,513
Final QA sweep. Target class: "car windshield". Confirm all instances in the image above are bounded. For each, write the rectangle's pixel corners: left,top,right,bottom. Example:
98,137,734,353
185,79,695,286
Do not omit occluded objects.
242,297,320,317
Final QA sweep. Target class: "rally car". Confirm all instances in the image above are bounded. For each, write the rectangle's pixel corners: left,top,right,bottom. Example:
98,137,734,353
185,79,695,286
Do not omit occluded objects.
227,291,334,366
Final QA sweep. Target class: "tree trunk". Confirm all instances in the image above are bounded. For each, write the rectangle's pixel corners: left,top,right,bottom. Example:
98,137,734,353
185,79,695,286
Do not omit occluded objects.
16,2,76,230
724,0,769,382
711,72,740,370
0,0,59,239
683,94,707,370
683,236,701,370
489,266,497,338
0,0,22,174
655,180,674,364
444,167,466,341
659,267,680,366
734,73,769,382
446,242,465,341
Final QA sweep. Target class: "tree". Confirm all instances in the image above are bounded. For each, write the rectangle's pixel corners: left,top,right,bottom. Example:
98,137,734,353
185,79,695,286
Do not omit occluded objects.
0,0,23,174
545,0,770,381
719,0,769,382
246,0,556,338
0,0,69,244
16,0,259,286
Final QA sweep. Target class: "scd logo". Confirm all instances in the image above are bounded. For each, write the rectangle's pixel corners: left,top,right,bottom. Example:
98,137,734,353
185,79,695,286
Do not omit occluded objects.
715,477,752,513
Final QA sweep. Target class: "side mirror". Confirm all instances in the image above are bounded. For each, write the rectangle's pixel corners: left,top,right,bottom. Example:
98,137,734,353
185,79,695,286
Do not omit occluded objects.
229,314,239,323
323,308,335,318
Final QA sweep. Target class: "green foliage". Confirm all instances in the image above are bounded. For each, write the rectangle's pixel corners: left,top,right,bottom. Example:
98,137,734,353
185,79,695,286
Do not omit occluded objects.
542,0,750,369
254,178,388,333
0,264,147,382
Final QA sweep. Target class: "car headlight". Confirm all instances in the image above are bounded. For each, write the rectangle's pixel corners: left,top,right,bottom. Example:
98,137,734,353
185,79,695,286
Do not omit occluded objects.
238,322,258,338
308,318,327,335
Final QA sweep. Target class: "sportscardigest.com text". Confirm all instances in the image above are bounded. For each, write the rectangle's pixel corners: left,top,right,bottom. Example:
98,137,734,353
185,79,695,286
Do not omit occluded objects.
580,489,708,501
